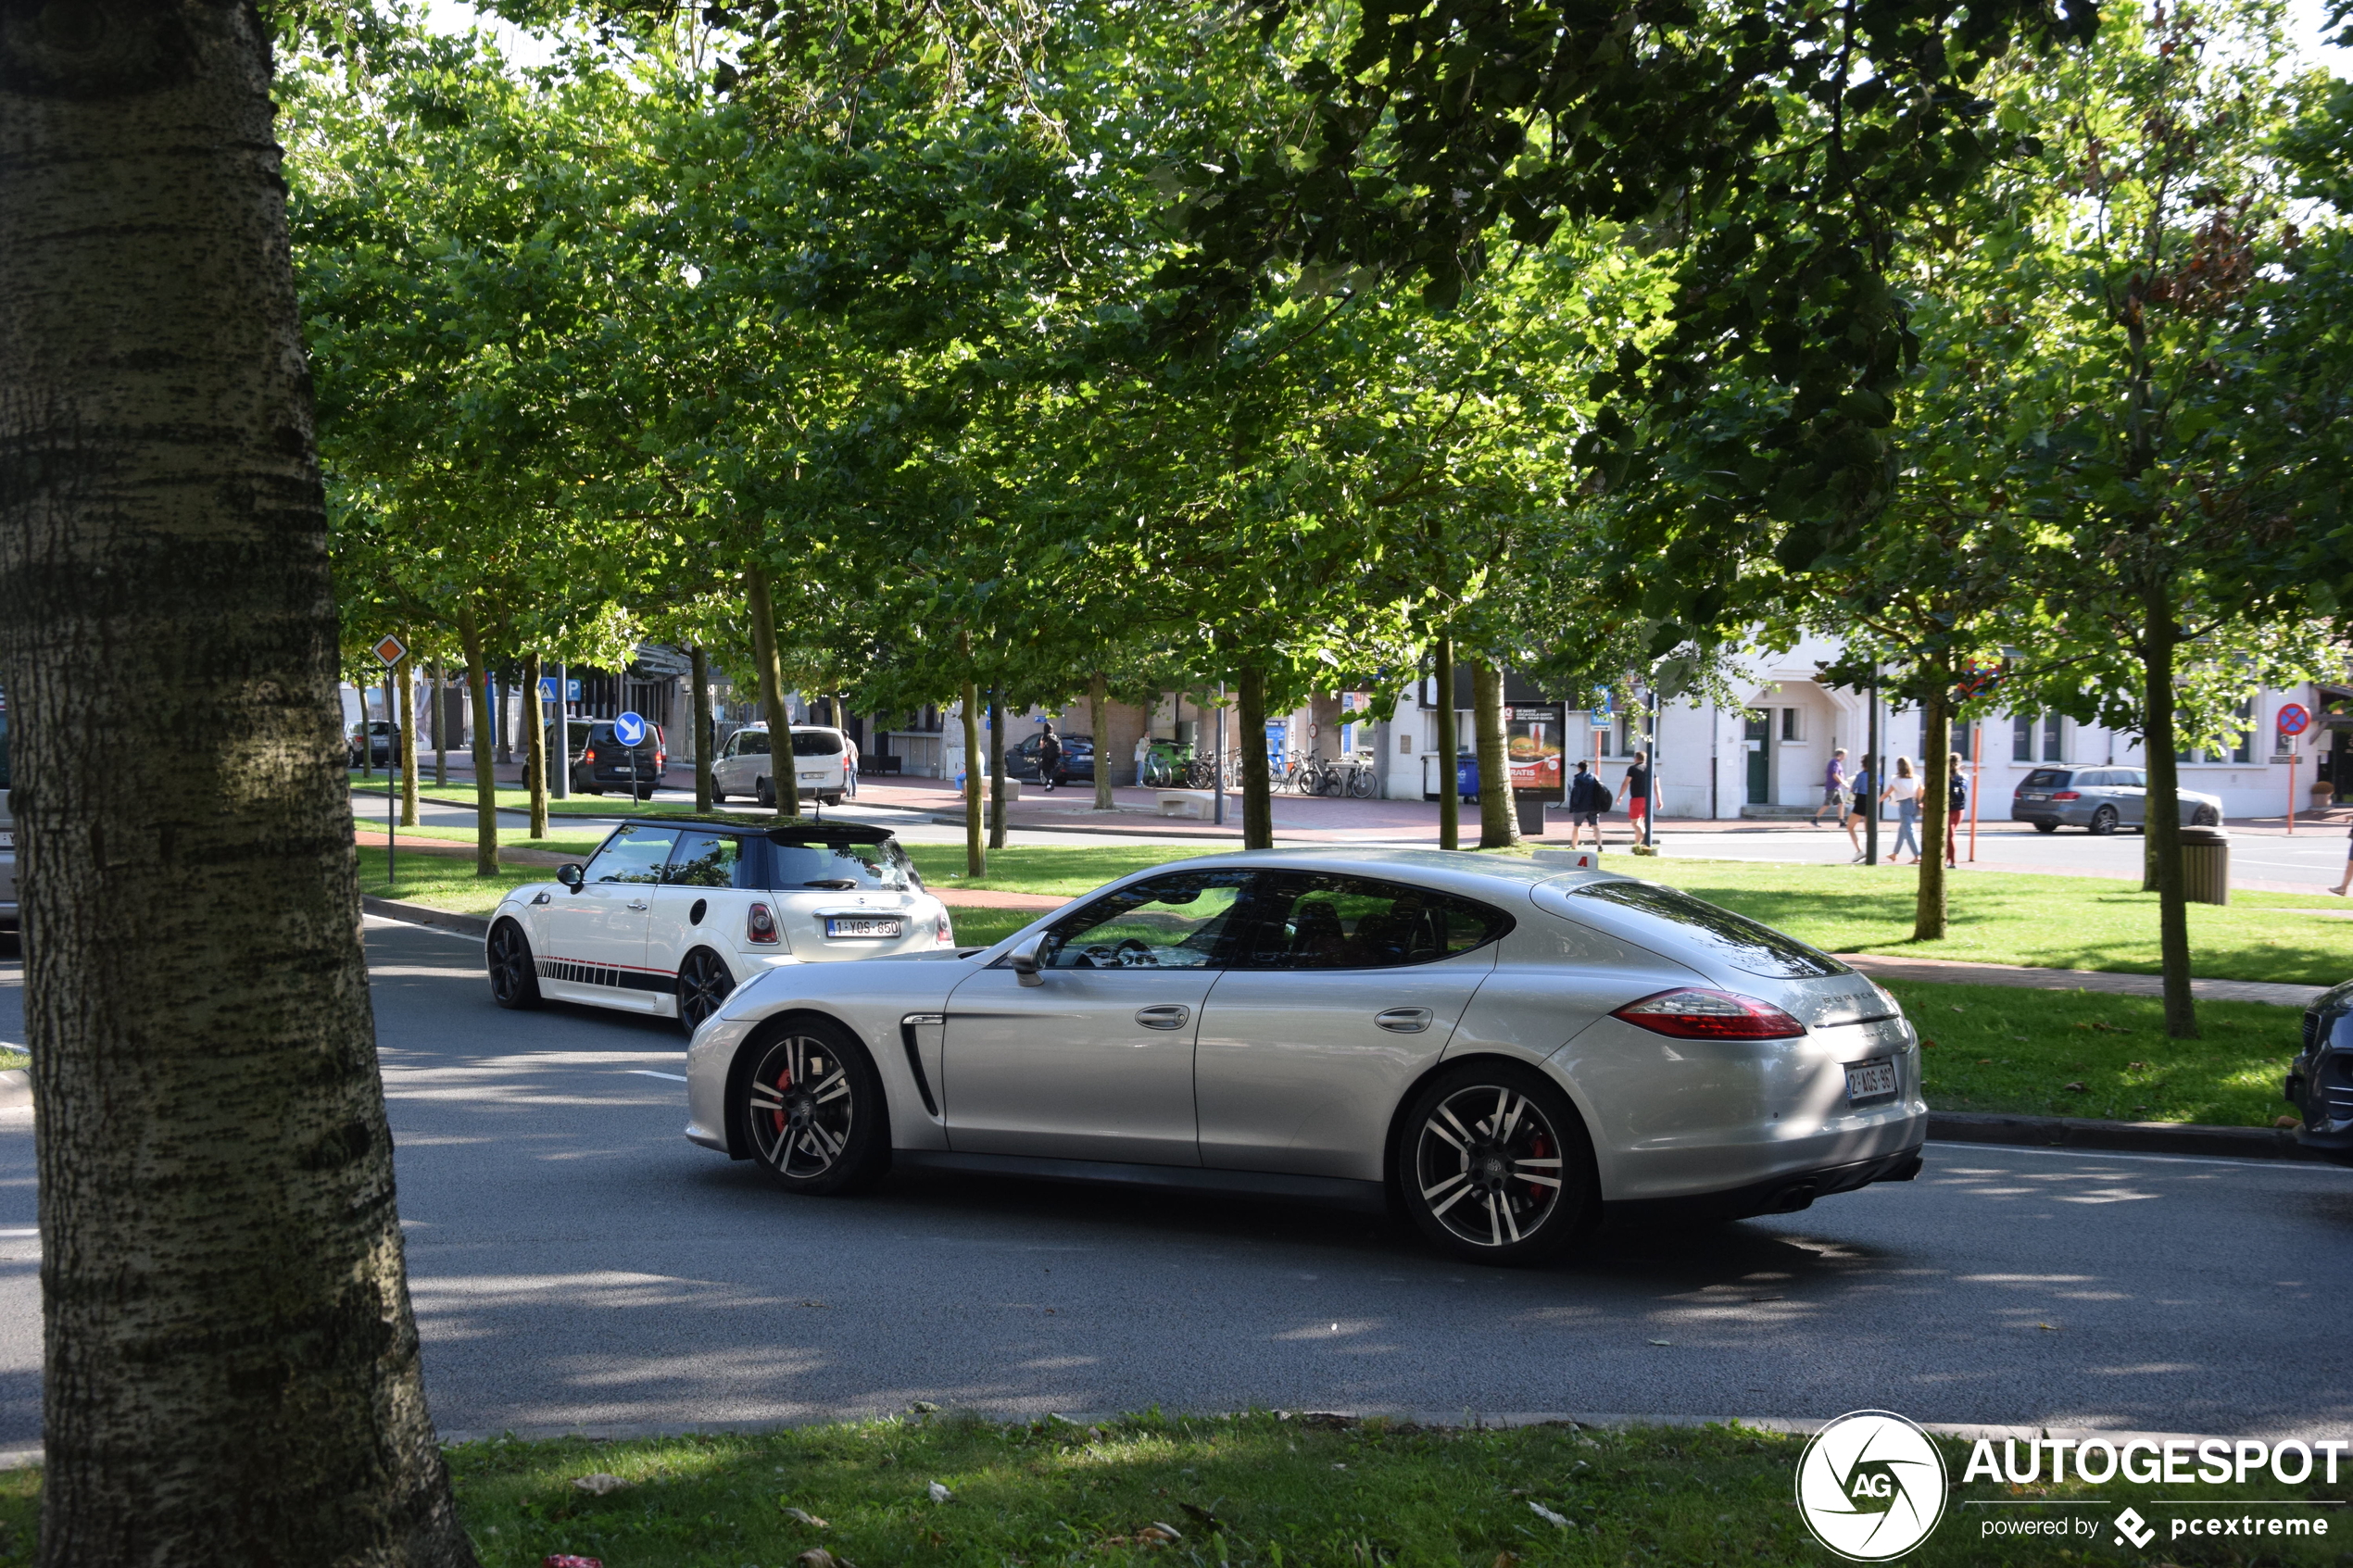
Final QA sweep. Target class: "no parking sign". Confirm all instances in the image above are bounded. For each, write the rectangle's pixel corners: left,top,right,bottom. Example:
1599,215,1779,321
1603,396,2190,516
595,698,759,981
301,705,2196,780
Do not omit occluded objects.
2278,702,2311,738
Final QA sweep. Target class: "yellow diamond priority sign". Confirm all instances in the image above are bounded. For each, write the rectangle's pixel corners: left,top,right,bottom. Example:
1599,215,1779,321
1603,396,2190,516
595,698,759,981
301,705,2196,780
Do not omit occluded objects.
372,634,408,667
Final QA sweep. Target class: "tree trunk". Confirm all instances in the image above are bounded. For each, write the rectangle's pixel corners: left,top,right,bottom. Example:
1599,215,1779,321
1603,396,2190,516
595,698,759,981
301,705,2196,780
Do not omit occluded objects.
988,688,1009,849
1914,680,1950,941
744,565,799,821
0,6,475,1561
1435,636,1460,850
1474,658,1518,849
457,611,498,877
396,651,419,826
2141,598,2199,1037
493,673,511,766
522,653,548,838
690,644,714,814
1239,664,1273,849
1089,670,1114,812
961,679,985,876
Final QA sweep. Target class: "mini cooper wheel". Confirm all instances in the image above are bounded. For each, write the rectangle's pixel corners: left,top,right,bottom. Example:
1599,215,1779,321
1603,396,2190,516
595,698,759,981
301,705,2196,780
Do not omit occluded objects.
485,919,544,1010
737,1020,889,1195
2089,805,2120,835
676,947,735,1035
1398,1062,1593,1266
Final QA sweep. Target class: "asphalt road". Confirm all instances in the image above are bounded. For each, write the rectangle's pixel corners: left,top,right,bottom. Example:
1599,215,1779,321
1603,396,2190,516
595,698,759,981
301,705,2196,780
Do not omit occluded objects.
3,921,2350,1449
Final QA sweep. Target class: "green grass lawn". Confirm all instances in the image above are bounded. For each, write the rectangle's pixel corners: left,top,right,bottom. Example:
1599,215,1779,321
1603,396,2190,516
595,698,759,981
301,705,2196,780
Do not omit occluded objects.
6,1410,2337,1567
358,847,542,914
360,821,608,858
1893,979,2298,1126
0,1048,25,1074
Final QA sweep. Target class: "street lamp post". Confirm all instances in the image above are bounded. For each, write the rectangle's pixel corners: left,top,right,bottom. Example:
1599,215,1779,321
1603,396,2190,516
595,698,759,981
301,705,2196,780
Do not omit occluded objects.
1864,662,1881,867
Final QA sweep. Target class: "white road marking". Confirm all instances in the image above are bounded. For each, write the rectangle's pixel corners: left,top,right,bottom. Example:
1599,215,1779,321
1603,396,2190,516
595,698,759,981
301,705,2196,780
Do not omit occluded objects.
627,1070,688,1082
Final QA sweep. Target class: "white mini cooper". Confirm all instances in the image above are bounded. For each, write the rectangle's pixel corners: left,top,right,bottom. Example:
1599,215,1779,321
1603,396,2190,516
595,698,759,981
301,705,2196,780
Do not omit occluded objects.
484,820,956,1031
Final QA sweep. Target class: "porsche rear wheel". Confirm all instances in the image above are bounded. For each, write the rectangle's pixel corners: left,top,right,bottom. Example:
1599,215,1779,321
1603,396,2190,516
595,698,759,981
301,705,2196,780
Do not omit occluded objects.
485,920,543,1010
1399,1061,1593,1266
738,1020,889,1195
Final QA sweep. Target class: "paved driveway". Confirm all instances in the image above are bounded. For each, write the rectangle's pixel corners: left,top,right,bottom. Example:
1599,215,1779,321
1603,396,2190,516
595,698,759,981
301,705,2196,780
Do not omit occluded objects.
3,922,2350,1449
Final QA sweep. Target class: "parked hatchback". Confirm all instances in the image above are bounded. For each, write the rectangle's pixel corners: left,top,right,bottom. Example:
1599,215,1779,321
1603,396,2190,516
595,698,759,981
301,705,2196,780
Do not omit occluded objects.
549,718,667,796
2285,979,2353,1165
348,720,401,767
1006,732,1094,786
2010,766,2222,834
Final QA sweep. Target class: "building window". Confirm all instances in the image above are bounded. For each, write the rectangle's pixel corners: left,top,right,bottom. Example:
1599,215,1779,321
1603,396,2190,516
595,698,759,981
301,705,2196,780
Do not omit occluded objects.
2012,713,2063,763
1780,708,1803,742
2201,699,2256,764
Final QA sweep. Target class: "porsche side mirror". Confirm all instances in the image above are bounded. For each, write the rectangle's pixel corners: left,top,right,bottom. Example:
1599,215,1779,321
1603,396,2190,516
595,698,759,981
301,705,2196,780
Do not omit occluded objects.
1009,937,1045,987
557,863,585,893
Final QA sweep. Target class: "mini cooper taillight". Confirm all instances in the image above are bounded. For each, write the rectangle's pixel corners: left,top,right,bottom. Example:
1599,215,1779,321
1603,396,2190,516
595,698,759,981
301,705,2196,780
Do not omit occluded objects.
935,908,955,947
747,902,780,945
1612,987,1806,1040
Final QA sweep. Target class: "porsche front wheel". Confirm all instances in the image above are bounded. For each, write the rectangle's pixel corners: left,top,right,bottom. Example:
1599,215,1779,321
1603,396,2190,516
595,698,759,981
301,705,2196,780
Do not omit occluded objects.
738,1020,889,1195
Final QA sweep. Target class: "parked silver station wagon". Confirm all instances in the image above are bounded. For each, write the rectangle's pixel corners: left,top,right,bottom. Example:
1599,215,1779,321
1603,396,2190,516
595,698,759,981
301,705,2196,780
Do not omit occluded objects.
2010,766,2223,834
682,848,1926,1265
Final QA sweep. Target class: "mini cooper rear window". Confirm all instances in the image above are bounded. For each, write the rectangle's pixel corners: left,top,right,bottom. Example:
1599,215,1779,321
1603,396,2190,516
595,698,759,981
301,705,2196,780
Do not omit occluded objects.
767,836,912,891
1564,881,1850,979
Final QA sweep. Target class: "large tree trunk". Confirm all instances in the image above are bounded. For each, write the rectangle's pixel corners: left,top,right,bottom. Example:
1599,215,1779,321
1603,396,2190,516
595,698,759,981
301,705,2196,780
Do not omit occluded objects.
988,688,1009,849
396,649,419,826
2141,598,2198,1037
522,652,548,838
1435,635,1460,850
1089,670,1114,811
0,6,475,1562
457,609,497,876
689,643,713,813
1239,664,1273,849
1914,679,1950,940
1474,658,1517,849
961,674,985,875
744,565,799,821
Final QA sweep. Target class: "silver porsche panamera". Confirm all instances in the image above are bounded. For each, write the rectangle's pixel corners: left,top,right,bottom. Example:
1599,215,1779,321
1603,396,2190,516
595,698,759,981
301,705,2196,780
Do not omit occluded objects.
681,848,1926,1265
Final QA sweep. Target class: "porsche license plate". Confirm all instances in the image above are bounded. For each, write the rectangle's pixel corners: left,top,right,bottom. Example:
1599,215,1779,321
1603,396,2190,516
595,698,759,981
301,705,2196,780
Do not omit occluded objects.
1844,1057,1898,1107
826,917,901,939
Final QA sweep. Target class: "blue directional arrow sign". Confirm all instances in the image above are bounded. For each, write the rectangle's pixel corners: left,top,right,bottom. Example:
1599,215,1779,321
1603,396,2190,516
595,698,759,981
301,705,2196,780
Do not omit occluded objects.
612,711,648,747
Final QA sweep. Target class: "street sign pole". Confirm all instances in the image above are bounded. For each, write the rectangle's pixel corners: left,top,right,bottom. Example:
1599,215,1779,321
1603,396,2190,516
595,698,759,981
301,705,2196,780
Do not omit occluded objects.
371,633,409,893
1865,663,1881,867
551,662,570,800
2279,704,2313,834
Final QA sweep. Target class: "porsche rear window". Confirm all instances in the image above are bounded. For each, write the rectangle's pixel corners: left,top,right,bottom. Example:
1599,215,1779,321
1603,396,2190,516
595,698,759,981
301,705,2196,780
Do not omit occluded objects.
1565,881,1849,979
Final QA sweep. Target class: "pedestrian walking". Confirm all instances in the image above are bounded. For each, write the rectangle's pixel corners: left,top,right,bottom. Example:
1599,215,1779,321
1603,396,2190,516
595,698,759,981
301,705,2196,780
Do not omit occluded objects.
1811,748,1848,825
1944,750,1968,867
1622,749,1653,838
2333,819,2353,896
1843,758,1872,859
1881,756,1923,863
1036,721,1063,794
844,731,861,798
1567,759,1605,850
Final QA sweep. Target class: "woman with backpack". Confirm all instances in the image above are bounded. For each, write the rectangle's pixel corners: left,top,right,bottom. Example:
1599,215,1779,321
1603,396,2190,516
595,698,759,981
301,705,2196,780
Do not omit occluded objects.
1944,750,1967,867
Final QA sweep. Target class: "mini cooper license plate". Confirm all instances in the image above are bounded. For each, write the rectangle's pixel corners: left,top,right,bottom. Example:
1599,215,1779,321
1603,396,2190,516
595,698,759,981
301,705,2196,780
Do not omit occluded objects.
1844,1057,1898,1107
826,917,901,939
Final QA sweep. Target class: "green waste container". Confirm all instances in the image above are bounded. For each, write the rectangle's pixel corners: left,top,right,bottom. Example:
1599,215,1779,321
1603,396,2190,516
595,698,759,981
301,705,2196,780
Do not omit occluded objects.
2145,824,2230,906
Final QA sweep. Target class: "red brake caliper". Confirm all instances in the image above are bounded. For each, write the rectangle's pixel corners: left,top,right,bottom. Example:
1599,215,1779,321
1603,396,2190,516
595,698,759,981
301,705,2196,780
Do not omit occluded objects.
772,1065,793,1135
1527,1133,1550,1202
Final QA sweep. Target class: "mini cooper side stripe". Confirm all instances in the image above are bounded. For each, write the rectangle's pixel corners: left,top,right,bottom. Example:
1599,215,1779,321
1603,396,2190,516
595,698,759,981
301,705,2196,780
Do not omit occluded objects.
536,958,678,995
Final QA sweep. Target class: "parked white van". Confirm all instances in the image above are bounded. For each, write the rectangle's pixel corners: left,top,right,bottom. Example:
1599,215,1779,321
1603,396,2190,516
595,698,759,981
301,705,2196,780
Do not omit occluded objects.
711,724,853,809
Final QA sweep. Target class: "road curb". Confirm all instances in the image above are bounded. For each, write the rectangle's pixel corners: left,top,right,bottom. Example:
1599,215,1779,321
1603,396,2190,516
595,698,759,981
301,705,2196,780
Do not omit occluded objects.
1929,1110,2337,1162
361,897,488,938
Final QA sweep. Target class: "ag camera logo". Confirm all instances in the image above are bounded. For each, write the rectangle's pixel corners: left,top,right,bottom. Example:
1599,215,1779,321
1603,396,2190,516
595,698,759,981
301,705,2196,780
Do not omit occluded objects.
1795,1411,1949,1561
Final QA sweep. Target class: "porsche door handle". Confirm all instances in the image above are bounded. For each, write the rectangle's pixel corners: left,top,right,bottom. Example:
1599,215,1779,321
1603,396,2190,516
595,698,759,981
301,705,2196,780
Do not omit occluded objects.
1134,1005,1191,1030
625,899,649,911
1375,1007,1433,1034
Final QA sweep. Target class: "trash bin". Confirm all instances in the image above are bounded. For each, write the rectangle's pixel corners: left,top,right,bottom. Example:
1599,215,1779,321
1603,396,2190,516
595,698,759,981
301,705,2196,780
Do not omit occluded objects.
1456,756,1479,803
2145,824,2230,906
1515,790,1546,835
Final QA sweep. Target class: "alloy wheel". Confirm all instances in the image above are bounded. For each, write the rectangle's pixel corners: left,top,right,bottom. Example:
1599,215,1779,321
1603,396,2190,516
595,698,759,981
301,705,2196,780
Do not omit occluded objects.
676,948,734,1033
748,1035,856,1181
486,922,541,1009
2090,805,2119,835
1413,1083,1566,1249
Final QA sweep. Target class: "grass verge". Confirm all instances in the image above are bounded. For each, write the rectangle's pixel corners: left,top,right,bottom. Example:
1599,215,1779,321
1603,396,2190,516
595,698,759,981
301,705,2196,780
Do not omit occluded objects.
358,847,540,915
1894,979,2299,1126
5,1411,2340,1567
0,1048,25,1073
360,822,608,858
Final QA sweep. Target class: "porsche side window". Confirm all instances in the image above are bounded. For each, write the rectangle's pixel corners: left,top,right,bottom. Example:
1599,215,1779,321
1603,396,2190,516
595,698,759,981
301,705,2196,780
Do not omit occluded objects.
582,823,679,884
1039,872,1254,970
664,831,744,888
1239,873,1510,970
1567,880,1849,979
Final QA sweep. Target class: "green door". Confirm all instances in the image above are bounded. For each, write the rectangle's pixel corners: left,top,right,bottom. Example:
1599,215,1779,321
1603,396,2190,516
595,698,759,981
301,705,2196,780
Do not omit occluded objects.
1745,713,1769,804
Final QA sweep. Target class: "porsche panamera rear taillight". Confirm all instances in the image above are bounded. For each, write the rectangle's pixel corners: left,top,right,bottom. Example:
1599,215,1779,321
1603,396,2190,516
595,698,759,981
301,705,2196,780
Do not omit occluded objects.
1612,987,1806,1040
